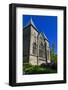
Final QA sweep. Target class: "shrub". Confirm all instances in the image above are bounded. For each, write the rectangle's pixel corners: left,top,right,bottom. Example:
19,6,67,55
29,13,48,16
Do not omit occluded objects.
24,65,45,74
23,64,57,74
50,62,57,70
40,63,46,67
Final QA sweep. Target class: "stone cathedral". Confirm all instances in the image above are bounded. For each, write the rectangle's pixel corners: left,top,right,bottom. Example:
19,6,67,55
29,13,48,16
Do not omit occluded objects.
23,19,51,65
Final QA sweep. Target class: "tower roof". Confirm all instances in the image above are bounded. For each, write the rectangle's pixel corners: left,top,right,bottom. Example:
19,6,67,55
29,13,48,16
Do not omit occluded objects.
24,18,37,30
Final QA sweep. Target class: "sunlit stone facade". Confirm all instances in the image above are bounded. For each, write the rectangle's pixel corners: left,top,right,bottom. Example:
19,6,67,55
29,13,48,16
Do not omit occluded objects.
23,19,51,65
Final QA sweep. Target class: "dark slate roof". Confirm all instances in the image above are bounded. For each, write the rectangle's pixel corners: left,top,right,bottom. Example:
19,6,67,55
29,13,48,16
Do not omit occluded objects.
24,18,37,30
24,18,48,41
41,32,48,40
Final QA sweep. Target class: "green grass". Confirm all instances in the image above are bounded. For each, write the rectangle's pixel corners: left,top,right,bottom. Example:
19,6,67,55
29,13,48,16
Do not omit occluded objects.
23,64,57,74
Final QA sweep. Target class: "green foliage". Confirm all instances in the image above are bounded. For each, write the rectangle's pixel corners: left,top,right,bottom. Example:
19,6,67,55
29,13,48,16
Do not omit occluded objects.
23,64,57,74
50,43,57,64
51,54,57,63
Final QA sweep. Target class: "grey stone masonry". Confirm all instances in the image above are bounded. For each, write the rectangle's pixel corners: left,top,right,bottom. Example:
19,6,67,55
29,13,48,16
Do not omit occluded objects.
23,19,51,65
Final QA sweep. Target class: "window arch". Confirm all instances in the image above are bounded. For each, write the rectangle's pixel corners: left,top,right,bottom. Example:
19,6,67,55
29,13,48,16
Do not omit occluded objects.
47,49,50,60
39,42,44,49
39,42,45,57
33,42,37,55
45,41,47,62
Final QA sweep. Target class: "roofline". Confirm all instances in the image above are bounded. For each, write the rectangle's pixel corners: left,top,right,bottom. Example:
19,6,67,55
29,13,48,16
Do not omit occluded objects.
23,24,39,33
38,32,48,41
23,24,48,41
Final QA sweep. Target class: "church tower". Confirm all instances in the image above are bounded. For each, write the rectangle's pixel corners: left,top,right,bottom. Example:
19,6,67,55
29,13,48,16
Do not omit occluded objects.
23,18,51,65
23,18,38,65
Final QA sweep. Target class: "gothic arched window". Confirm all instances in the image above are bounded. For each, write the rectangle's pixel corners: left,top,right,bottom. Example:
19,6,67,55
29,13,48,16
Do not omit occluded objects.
39,42,45,57
33,32,36,42
33,42,37,55
45,41,47,61
47,49,50,60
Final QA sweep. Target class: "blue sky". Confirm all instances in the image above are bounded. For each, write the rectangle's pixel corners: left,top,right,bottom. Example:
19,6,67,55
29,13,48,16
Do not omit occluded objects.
23,15,57,54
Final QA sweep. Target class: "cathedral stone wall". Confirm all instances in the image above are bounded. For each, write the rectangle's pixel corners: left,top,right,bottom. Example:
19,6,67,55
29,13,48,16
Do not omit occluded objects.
23,19,51,65
30,26,38,55
29,56,37,65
